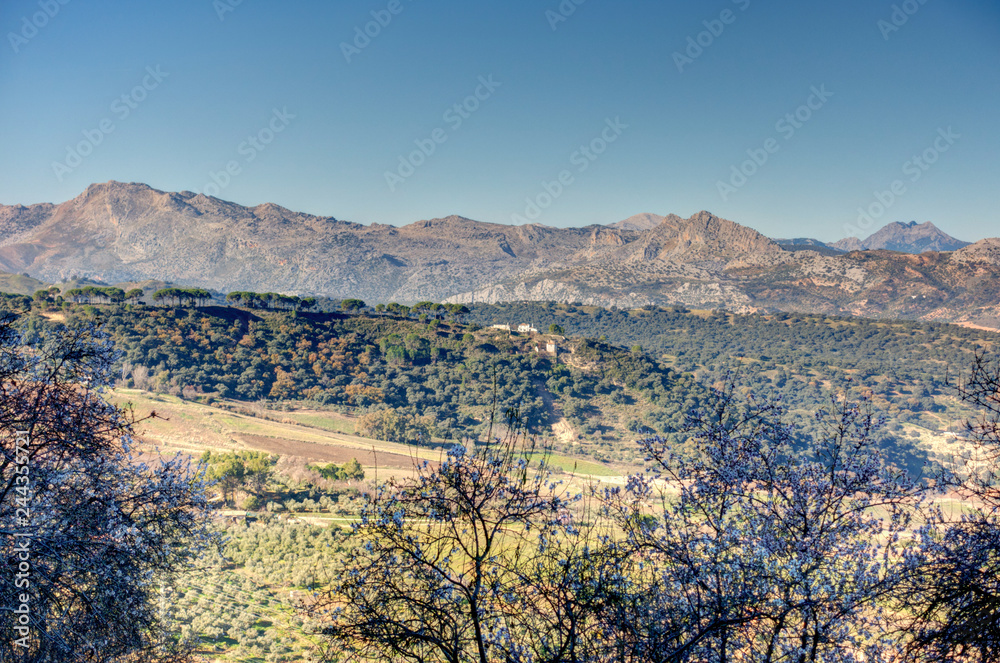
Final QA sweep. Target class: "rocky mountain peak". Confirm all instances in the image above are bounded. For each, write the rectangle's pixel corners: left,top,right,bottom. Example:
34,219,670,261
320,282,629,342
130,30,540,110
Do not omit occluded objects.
833,221,969,253
608,211,785,265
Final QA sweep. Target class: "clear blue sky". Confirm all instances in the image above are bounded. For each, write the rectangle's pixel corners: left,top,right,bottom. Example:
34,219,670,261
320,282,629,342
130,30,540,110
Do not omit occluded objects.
1,0,997,241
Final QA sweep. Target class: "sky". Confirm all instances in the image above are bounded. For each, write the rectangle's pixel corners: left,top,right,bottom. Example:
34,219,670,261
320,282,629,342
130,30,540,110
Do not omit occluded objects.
0,0,998,242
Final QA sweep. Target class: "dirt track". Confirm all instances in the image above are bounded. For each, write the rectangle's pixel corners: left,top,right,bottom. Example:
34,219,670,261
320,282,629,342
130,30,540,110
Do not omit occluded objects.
236,433,432,469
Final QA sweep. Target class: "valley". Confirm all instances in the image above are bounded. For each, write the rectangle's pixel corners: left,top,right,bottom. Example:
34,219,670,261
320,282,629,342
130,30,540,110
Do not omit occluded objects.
7,3,998,659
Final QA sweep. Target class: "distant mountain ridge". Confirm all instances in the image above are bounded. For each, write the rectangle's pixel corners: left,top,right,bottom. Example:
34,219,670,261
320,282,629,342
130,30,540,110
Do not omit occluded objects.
832,221,970,253
773,238,846,258
0,182,996,329
774,238,839,249
775,222,970,255
609,213,665,231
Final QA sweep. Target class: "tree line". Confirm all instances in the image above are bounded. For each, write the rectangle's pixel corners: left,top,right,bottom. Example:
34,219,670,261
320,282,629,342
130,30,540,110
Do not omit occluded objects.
19,282,474,324
32,285,206,306
224,291,318,310
374,301,471,321
63,285,140,304
152,287,213,307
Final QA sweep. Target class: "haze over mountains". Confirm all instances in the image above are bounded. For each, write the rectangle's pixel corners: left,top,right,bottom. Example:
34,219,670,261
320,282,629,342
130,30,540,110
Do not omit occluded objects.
1,182,998,328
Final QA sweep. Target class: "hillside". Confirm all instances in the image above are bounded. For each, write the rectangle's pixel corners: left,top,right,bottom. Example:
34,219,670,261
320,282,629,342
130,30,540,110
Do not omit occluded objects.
0,271,46,295
9,297,986,661
2,182,997,328
18,304,710,463
11,298,983,472
467,301,1000,470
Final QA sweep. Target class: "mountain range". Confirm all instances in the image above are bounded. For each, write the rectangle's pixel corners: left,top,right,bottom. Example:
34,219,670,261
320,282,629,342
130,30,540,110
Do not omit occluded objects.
1,182,997,328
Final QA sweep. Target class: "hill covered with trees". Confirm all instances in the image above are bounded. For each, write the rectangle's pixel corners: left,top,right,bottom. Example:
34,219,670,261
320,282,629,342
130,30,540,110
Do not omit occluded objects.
12,303,705,463
469,302,996,425
6,292,987,470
